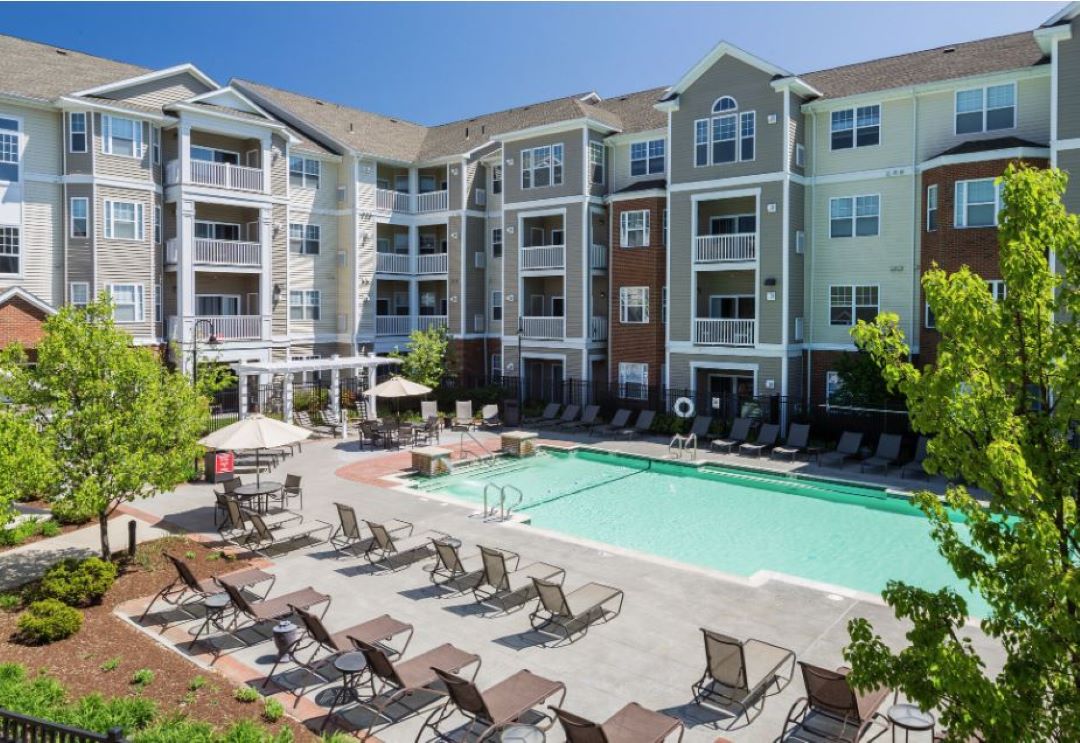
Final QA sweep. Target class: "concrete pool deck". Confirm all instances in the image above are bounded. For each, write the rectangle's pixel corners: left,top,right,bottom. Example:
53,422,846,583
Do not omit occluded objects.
120,430,999,742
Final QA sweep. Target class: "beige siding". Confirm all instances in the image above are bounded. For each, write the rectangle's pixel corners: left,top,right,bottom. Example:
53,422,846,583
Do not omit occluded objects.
8,181,64,305
289,156,338,212
502,129,585,204
66,183,94,290
15,106,63,177
788,92,807,177
811,97,914,177
447,215,463,335
563,206,584,338
271,203,288,335
286,209,338,337
666,352,781,396
64,110,94,175
105,73,213,108
609,131,667,194
271,134,288,198
587,129,606,198
95,185,154,338
93,114,152,181
465,215,486,332
1060,149,1080,213
1059,20,1080,140
355,158,378,338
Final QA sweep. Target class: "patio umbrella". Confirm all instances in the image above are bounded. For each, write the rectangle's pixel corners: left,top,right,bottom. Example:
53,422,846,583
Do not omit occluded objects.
198,414,312,485
368,375,432,419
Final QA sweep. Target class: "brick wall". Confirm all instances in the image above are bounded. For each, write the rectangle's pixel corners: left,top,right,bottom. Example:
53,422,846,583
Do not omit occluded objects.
451,337,487,379
0,296,50,350
918,156,1047,364
805,349,857,402
608,196,667,385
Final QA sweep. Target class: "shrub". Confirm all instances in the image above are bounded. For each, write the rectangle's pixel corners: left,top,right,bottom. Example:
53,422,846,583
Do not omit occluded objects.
64,693,157,735
49,499,95,525
100,658,121,672
130,669,155,688
261,697,284,723
234,686,260,703
187,675,206,691
40,556,118,606
0,592,22,612
38,520,60,538
16,599,83,644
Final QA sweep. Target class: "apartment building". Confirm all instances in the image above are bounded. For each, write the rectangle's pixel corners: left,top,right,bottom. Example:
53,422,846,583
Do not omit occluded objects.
1,2,1079,414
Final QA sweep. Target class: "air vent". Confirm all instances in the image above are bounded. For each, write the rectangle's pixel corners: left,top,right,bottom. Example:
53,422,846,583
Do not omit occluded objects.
942,47,955,54
348,122,354,132
315,100,324,106
55,49,68,56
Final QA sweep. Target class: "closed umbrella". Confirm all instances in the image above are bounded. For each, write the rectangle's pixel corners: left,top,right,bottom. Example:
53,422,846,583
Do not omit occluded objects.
199,414,312,485
369,376,432,419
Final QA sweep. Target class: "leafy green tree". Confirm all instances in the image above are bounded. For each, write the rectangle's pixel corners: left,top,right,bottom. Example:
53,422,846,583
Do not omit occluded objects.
843,164,1080,740
0,402,56,527
831,350,895,406
0,299,208,559
390,325,451,389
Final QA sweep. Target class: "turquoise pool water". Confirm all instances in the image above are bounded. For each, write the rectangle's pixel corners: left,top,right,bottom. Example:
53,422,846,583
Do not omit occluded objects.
408,448,985,616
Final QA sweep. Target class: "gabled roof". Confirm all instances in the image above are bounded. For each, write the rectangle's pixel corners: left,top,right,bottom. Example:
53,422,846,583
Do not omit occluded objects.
0,286,56,317
1042,1,1080,27
929,136,1047,160
593,87,668,134
660,41,793,103
72,62,218,98
0,33,149,102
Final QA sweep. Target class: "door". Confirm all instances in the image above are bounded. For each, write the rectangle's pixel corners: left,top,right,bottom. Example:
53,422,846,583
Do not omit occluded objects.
530,295,544,316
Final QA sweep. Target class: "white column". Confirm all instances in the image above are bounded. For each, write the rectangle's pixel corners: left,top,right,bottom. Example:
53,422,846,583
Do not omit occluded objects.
179,123,191,186
408,225,420,331
408,168,419,213
178,198,196,372
239,374,249,418
282,373,293,424
365,357,378,420
259,207,273,340
261,133,272,195
330,357,342,437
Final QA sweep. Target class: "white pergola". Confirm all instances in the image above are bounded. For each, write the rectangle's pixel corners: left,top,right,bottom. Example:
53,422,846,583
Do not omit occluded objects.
231,353,402,428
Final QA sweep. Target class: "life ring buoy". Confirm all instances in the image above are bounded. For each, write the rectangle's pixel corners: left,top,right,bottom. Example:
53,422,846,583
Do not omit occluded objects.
673,397,695,418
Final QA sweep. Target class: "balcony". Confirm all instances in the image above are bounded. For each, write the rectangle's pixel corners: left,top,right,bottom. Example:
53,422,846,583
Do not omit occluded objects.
166,238,261,268
590,244,608,270
416,253,448,274
694,318,756,346
589,316,608,342
521,316,565,340
375,253,448,275
694,234,756,265
168,315,264,342
375,315,448,336
374,188,449,214
166,160,264,192
521,245,565,272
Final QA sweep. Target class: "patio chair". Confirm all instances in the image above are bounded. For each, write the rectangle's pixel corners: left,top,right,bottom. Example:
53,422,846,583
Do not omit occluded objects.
689,415,713,442
524,403,560,426
219,581,330,633
423,667,566,741
529,577,625,644
421,400,439,424
711,418,753,453
619,409,655,439
329,502,409,557
590,408,631,437
363,519,447,570
781,662,890,743
473,545,564,611
861,434,904,473
340,638,481,735
453,400,475,429
427,540,519,591
219,495,301,544
358,419,389,450
819,431,864,468
138,553,274,624
322,408,345,436
413,417,441,446
559,404,599,431
690,628,796,727
241,512,332,556
772,423,811,461
544,404,580,430
900,436,930,479
739,423,781,458
295,410,332,436
479,404,502,430
552,704,685,743
271,473,303,510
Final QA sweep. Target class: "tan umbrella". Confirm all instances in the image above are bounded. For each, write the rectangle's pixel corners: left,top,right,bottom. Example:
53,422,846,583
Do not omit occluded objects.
368,376,433,419
199,414,312,485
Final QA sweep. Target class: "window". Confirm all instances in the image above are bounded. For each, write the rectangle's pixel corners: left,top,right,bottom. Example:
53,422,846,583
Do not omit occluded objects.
191,146,238,164
795,230,805,254
289,223,320,254
829,195,879,238
195,221,240,241
630,138,664,176
154,283,161,323
153,204,161,244
955,179,1002,228
491,228,502,258
956,83,1015,134
695,119,709,167
195,295,240,315
830,285,878,325
695,97,755,167
101,116,142,158
830,105,880,149
491,165,502,194
521,144,563,189
661,286,668,324
108,283,144,322
619,286,649,323
925,302,935,329
151,127,160,165
0,117,19,181
795,143,805,167
491,353,502,380
289,156,320,189
663,208,668,246
70,197,88,238
794,316,804,341
619,210,649,248
709,214,756,235
926,184,938,231
491,290,503,321
740,111,755,161
826,371,843,402
0,227,18,274
987,280,1007,301
103,200,144,240
69,112,87,153
589,140,605,184
618,362,648,400
289,290,321,320
70,282,89,307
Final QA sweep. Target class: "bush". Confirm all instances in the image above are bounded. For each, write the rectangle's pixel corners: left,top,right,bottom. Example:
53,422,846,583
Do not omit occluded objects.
16,599,83,644
261,697,283,723
40,556,118,606
650,412,688,436
0,592,22,612
63,693,157,735
131,669,154,688
234,686,260,703
99,658,120,672
49,499,95,525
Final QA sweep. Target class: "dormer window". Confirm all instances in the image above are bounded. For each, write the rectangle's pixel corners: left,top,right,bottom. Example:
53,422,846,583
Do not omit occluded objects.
696,97,754,167
713,96,738,113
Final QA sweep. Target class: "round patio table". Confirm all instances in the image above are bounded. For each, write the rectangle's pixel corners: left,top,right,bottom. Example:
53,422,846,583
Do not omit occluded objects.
500,725,544,743
887,703,935,741
234,481,282,514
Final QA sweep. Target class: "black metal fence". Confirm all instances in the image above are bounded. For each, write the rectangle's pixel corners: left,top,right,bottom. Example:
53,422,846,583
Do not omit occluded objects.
1,708,124,742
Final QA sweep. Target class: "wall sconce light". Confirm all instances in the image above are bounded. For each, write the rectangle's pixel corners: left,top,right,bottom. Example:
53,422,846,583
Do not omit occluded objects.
506,226,515,234
764,277,777,286
506,294,515,302
451,232,459,239
505,158,514,166
450,296,459,303
272,284,282,304
451,167,459,176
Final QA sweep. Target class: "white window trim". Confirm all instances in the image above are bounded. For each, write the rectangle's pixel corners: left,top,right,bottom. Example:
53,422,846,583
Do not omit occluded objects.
191,144,240,163
618,362,649,400
954,179,1003,228
953,82,1016,136
829,284,880,326
0,113,22,184
694,106,756,168
589,140,605,184
829,104,882,150
195,220,243,240
288,222,321,254
69,281,89,307
795,143,805,168
629,137,665,176
289,156,321,189
101,115,144,158
70,197,89,238
829,194,881,238
491,228,503,257
0,225,18,277
619,210,650,248
289,289,322,321
619,286,650,324
107,283,145,323
491,290,503,321
195,294,242,316
926,184,938,232
491,353,502,378
103,200,145,241
925,301,935,329
68,112,87,154
520,143,564,189
153,204,161,245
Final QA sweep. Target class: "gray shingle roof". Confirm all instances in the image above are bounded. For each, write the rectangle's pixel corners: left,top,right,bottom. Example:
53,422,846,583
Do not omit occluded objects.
0,33,149,101
594,87,668,133
930,136,1048,160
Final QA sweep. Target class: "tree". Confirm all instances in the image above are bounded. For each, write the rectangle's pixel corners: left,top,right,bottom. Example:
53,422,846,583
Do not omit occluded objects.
0,402,56,528
843,164,1080,740
831,350,896,406
391,325,451,389
0,299,209,559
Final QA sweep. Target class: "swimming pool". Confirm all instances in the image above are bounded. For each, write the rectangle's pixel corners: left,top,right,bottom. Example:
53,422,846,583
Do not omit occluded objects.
407,448,984,616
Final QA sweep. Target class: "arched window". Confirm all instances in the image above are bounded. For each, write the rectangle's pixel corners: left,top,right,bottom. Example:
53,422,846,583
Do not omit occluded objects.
696,97,755,166
712,96,738,114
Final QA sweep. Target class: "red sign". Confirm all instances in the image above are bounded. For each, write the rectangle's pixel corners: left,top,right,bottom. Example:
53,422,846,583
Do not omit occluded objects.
215,451,235,475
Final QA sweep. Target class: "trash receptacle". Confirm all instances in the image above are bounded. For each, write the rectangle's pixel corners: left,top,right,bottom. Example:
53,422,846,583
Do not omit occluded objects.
502,398,520,427
204,450,235,484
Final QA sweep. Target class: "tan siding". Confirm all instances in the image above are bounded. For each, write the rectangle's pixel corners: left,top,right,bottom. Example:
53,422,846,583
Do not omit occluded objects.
502,208,521,332
66,183,94,289
286,210,338,337
563,205,584,338
447,215,463,335
609,131,667,194
93,114,152,180
272,203,288,335
95,185,154,337
271,134,288,198
289,156,338,212
788,92,806,176
465,215,486,332
502,129,585,203
811,97,913,177
1059,21,1080,140
106,73,213,108
16,106,63,177
9,181,64,306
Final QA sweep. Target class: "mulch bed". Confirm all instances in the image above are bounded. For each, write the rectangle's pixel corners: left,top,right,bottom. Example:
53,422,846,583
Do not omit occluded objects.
0,501,91,554
0,536,318,741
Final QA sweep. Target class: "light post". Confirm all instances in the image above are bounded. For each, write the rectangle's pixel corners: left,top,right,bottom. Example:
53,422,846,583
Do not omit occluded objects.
191,318,220,481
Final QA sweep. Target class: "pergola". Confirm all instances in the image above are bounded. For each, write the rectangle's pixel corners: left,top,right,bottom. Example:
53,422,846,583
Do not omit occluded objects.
231,353,403,426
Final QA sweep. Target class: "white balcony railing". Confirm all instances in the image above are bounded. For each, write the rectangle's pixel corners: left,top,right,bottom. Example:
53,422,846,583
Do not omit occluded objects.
375,315,448,335
416,253,448,274
521,245,565,271
169,315,264,341
376,253,412,274
166,159,264,192
374,188,449,214
521,316,565,340
165,238,261,268
416,315,448,332
416,190,448,213
376,188,411,212
590,243,608,270
694,233,756,264
694,318,756,346
590,315,608,341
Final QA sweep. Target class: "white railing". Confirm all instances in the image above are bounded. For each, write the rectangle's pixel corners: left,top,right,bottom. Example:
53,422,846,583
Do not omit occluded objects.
521,316,565,340
521,245,565,271
376,253,412,274
416,315,448,332
175,160,265,192
374,188,449,214
694,233,756,264
165,239,178,264
376,188,411,212
376,316,412,335
590,315,608,341
694,318,756,346
416,190,448,213
169,315,263,341
590,243,608,270
416,253,448,274
194,239,260,267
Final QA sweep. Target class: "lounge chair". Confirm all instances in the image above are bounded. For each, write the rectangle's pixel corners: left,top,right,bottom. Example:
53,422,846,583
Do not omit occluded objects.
689,415,713,442
452,400,474,429
329,503,409,557
473,545,564,611
782,662,890,742
819,431,864,468
772,423,811,460
590,408,631,437
559,404,599,431
479,404,502,430
427,540,519,591
340,638,481,735
711,417,753,453
544,404,580,430
424,668,566,741
219,495,301,544
139,553,274,624
529,577,625,644
861,433,904,473
552,704,684,743
620,409,655,439
421,400,439,424
322,408,344,435
357,419,387,450
295,410,332,436
219,581,330,633
900,436,930,479
363,519,447,570
739,423,781,457
241,512,332,556
524,403,560,426
691,629,796,727
414,416,441,445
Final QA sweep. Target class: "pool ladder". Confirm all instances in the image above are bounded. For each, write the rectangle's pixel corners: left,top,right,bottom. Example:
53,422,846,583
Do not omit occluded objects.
668,433,698,460
481,483,524,521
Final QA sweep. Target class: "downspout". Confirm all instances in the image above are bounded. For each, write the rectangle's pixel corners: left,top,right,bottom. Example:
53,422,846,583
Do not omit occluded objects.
911,90,920,358
805,110,815,406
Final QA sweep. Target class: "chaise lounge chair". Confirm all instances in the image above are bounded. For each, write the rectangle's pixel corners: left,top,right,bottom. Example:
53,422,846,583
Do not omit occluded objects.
861,433,904,473
421,400,440,425
529,577,625,644
620,409,655,439
427,540,518,591
782,662,891,742
218,581,330,636
559,404,600,431
524,403,560,426
771,423,811,461
543,404,580,430
328,503,411,557
691,628,796,727
552,704,685,743
363,519,447,571
242,512,332,556
423,668,567,741
739,423,781,457
819,431,864,468
479,404,502,430
452,400,475,429
139,553,274,625
473,546,564,611
590,408,631,437
688,415,713,443
218,496,303,545
710,417,753,454
900,436,929,479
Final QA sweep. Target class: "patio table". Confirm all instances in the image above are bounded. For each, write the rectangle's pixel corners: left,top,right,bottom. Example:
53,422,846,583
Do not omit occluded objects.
234,481,283,514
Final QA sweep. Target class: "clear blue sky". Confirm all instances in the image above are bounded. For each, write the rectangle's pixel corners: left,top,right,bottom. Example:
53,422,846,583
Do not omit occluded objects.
4,2,1062,125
